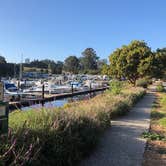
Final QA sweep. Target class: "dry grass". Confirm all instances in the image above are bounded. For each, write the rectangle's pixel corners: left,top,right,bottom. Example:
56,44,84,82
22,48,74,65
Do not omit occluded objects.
143,93,166,166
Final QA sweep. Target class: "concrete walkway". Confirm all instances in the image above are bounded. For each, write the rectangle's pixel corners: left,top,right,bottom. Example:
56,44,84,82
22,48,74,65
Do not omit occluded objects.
80,92,155,166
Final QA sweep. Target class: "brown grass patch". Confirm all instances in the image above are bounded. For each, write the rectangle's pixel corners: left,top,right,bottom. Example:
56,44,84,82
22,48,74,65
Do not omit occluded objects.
151,124,166,135
143,93,166,166
143,140,166,166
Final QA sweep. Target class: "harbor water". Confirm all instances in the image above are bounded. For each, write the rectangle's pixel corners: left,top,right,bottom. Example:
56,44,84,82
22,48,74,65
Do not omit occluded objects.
21,91,103,111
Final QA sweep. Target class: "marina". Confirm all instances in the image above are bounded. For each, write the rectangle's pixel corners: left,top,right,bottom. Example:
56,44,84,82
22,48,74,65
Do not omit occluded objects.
0,74,109,110
21,91,104,111
9,86,108,110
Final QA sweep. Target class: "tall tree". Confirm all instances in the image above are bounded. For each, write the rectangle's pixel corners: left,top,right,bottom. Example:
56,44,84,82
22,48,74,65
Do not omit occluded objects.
63,56,79,74
97,59,107,70
101,64,110,75
81,48,99,72
55,61,63,74
109,40,153,85
51,61,63,74
152,48,166,78
0,55,6,64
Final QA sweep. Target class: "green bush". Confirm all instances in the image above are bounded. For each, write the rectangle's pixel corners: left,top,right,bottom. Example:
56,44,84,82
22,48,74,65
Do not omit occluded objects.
142,132,165,141
160,96,166,106
110,101,130,117
156,83,165,92
159,117,166,127
136,78,148,88
151,110,165,119
109,80,123,94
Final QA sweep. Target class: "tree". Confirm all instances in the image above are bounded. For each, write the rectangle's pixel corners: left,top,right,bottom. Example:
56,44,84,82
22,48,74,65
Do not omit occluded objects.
50,61,63,74
26,59,48,68
0,63,19,77
109,40,153,86
0,55,6,64
63,56,79,74
152,48,166,78
101,64,110,75
80,48,99,72
97,59,107,70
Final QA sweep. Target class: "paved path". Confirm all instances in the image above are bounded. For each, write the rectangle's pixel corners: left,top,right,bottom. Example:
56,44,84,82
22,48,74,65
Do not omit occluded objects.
80,92,155,166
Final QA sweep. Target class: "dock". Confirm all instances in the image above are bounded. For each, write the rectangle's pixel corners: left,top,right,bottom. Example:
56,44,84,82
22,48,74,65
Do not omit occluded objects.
9,87,108,110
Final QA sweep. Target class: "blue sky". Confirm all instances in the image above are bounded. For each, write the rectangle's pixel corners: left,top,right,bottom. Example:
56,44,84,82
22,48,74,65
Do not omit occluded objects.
0,0,165,63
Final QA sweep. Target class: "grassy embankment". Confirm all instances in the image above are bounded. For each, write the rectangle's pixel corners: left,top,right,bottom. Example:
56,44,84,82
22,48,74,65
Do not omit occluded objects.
143,92,166,165
0,84,145,166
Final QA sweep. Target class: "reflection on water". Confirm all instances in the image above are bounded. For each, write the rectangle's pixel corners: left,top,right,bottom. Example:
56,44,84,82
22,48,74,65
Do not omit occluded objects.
21,91,103,111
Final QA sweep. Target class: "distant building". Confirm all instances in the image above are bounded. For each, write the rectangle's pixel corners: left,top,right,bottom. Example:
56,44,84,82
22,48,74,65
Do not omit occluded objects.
25,58,30,64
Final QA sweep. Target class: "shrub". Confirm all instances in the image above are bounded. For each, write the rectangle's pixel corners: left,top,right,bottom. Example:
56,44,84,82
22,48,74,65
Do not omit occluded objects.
159,117,166,127
142,132,165,141
1,86,145,166
136,78,148,88
156,83,165,92
0,128,40,165
160,96,166,106
109,80,123,94
110,101,130,118
151,110,165,119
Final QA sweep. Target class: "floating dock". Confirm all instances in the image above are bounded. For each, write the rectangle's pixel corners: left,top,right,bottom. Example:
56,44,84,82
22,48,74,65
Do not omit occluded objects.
9,87,108,110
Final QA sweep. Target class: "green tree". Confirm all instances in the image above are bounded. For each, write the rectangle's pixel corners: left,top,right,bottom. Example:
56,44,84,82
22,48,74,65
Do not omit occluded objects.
0,55,6,64
101,64,110,75
63,56,79,74
109,40,153,86
50,61,63,74
152,48,166,78
48,63,52,74
97,59,107,72
80,48,99,72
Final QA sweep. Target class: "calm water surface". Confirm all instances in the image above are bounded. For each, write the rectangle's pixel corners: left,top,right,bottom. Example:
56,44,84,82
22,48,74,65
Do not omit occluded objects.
21,91,103,111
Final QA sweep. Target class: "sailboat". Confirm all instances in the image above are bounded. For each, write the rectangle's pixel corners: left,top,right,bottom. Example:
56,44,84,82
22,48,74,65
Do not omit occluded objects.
3,54,25,101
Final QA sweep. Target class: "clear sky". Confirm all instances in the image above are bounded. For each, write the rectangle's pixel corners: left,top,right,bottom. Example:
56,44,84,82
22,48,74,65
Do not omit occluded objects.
0,0,165,63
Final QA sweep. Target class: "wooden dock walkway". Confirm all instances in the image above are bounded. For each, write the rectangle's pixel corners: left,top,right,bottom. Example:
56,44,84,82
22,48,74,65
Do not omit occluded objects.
9,87,108,110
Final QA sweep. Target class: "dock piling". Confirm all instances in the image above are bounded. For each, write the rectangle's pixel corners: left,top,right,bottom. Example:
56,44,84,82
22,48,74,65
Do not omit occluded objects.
42,84,45,106
71,84,74,94
90,83,92,98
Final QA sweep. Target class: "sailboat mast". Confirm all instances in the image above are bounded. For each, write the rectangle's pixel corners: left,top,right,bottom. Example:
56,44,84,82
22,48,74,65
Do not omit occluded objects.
14,63,16,78
19,54,23,80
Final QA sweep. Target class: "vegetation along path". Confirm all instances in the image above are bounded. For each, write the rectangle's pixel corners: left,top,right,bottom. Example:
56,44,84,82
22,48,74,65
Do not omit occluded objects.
81,92,155,166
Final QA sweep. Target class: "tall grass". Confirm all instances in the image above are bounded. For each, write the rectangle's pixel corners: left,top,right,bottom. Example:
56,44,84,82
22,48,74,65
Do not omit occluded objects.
157,95,166,128
0,85,145,166
143,93,166,142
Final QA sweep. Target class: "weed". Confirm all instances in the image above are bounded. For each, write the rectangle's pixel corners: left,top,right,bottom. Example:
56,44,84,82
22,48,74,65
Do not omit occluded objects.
156,84,165,92
142,132,165,141
159,118,166,128
151,110,165,119
109,80,123,95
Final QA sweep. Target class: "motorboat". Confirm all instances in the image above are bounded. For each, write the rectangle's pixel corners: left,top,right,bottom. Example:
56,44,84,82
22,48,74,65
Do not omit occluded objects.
23,84,72,94
3,82,25,101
